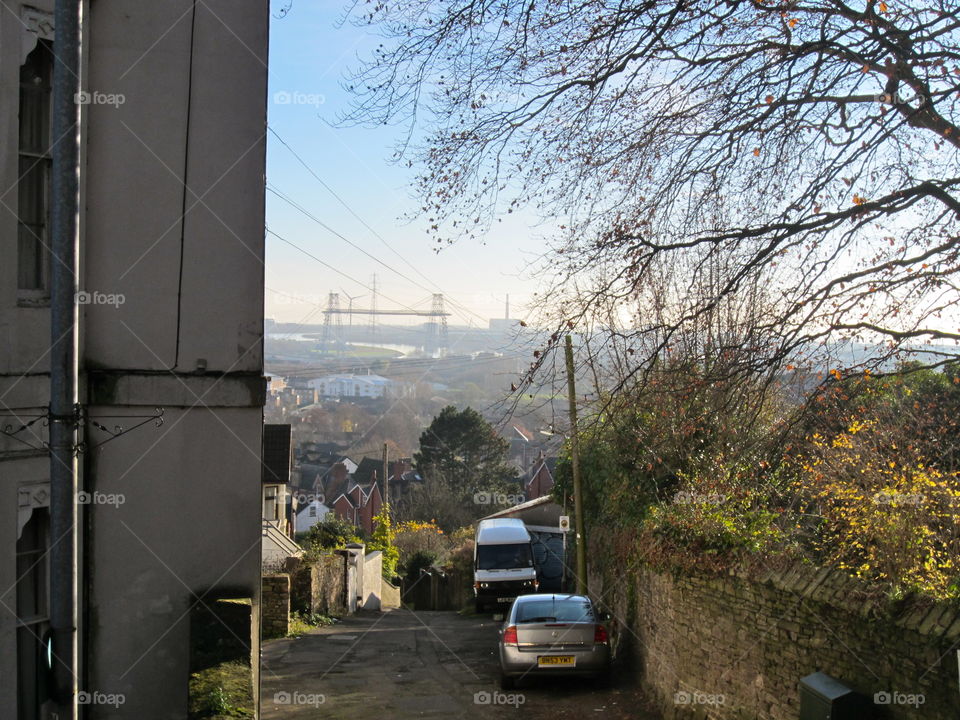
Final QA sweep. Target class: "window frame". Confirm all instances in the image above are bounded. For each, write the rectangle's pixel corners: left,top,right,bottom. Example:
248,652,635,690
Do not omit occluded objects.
16,36,54,304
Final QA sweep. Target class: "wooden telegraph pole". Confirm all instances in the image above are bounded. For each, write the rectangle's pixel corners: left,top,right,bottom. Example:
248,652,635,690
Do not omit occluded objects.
382,442,389,507
564,335,588,596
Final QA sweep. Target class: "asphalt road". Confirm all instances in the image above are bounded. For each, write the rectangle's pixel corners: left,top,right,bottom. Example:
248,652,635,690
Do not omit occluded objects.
261,608,662,719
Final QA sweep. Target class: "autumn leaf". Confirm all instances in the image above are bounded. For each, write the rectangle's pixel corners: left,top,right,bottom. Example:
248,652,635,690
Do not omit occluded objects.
788,18,799,27
764,95,774,104
752,147,761,157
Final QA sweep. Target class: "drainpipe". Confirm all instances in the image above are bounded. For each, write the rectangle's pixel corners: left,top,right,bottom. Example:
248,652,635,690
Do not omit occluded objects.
49,1,82,717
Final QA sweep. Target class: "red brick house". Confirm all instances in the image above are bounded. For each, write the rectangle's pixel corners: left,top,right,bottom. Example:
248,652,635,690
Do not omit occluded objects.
331,474,383,535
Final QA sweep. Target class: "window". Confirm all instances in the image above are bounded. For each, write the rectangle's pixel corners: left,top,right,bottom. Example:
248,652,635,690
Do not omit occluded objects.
18,40,53,295
516,597,595,624
17,507,51,720
476,543,534,570
264,487,278,521
308,506,317,517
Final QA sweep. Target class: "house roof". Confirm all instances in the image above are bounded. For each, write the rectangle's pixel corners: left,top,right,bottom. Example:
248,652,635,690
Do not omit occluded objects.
352,457,383,487
480,495,563,526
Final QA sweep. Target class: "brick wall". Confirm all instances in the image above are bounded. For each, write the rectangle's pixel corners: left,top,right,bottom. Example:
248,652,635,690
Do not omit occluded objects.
261,574,290,639
591,538,959,719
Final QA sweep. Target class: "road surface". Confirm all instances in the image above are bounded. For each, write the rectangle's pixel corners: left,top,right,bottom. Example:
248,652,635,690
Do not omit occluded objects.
261,608,661,719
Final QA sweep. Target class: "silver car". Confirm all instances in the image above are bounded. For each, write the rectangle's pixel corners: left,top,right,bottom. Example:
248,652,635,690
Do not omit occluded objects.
498,594,610,688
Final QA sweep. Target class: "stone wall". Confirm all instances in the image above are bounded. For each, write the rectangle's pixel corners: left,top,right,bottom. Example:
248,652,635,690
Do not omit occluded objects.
591,542,959,719
261,574,290,639
288,554,349,618
314,553,348,616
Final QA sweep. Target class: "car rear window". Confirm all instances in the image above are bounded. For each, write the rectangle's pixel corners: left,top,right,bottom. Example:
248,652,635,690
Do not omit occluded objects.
516,598,594,623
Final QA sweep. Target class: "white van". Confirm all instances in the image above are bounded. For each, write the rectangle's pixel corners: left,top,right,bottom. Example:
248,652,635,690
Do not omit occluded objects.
473,518,538,613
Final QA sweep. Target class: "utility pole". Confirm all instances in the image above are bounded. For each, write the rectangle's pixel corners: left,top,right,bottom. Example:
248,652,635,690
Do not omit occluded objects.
564,335,587,596
382,442,389,508
49,1,82,717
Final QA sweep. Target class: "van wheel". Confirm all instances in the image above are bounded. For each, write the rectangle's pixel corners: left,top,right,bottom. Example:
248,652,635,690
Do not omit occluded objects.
500,672,515,690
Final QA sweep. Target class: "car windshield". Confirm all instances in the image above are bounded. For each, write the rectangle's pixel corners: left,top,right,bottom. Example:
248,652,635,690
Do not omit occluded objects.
476,543,533,570
516,598,594,624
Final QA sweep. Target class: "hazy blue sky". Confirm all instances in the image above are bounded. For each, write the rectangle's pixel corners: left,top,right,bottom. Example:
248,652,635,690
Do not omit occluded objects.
265,2,541,328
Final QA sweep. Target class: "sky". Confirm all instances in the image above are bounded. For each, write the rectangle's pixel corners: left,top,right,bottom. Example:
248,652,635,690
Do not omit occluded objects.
264,2,540,328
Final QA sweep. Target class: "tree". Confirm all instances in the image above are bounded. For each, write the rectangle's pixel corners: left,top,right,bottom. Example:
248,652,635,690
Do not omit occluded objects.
414,405,513,480
300,515,361,559
407,406,516,530
368,504,400,580
346,0,960,392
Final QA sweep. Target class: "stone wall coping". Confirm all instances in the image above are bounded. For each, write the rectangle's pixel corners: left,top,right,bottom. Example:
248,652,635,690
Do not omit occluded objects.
681,560,959,644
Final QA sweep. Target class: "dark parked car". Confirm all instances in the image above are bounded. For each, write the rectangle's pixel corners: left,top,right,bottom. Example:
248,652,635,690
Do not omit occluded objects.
498,593,610,688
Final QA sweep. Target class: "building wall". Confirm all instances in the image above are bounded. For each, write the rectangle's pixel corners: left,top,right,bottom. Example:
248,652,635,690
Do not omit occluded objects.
360,551,382,611
309,374,391,399
294,501,330,534
0,0,268,717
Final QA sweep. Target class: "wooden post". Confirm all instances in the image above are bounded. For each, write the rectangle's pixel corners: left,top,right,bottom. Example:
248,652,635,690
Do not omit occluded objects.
564,335,588,596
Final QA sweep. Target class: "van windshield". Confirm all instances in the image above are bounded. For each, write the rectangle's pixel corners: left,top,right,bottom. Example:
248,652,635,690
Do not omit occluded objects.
477,543,533,570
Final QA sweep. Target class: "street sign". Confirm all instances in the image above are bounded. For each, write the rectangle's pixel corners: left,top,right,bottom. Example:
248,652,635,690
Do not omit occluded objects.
558,515,570,532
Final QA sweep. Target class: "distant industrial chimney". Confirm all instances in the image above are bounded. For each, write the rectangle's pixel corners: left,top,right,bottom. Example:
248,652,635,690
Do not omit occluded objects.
505,294,510,320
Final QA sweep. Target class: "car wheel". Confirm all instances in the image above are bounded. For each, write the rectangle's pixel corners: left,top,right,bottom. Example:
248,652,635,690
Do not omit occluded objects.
499,671,516,690
475,599,485,614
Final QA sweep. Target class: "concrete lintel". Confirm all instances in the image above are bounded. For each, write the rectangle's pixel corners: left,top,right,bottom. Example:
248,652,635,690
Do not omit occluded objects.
88,371,266,408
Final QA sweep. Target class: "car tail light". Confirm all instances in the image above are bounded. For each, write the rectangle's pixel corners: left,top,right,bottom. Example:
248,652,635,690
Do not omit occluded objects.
594,624,608,645
473,581,480,590
502,626,518,645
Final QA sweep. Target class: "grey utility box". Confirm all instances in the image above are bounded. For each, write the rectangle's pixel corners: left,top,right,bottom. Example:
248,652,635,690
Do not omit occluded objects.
799,672,871,719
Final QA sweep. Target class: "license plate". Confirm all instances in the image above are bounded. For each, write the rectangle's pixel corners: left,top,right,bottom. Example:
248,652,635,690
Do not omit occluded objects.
538,655,575,667
496,597,513,603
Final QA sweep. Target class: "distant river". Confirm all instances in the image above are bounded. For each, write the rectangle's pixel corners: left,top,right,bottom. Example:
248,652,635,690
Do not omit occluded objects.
266,333,417,357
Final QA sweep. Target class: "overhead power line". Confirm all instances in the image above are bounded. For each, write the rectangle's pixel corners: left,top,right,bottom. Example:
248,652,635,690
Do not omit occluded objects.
266,125,492,326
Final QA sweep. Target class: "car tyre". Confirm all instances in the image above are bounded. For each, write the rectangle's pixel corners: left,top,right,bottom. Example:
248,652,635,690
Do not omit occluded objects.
499,671,516,690
475,599,485,614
